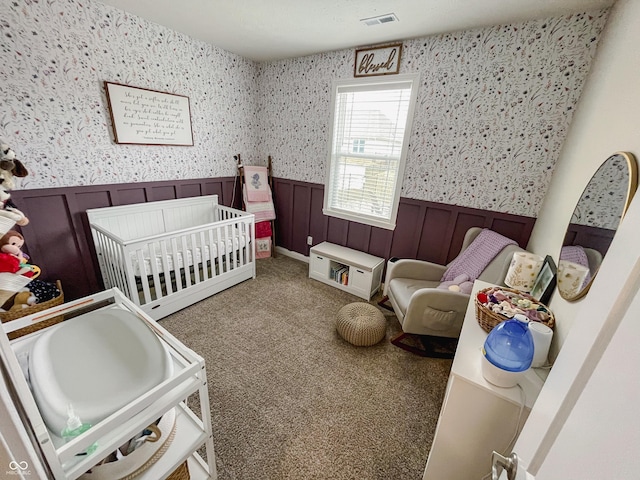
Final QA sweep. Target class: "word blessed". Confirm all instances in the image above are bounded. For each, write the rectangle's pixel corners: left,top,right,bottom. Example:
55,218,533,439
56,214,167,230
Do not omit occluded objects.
357,47,399,75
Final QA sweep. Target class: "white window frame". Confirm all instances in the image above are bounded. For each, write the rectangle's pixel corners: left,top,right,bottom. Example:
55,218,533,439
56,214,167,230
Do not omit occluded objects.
323,73,419,230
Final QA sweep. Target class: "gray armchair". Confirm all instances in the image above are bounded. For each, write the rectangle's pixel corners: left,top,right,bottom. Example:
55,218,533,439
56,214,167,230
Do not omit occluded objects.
383,227,523,357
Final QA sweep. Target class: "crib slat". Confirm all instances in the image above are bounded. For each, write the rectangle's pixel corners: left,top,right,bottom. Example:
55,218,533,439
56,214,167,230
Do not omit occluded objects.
95,232,115,288
170,237,183,292
199,230,209,281
159,239,173,297
136,249,152,305
207,227,217,278
216,225,224,274
148,241,163,302
223,224,232,272
180,235,192,288
240,220,248,266
190,233,201,285
104,234,131,300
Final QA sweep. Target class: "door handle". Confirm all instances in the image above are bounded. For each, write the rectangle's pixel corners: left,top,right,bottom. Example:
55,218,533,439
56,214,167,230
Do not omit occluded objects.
491,451,518,480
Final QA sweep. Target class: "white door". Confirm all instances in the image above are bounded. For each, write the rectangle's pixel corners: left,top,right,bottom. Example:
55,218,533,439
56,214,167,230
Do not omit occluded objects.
496,198,640,479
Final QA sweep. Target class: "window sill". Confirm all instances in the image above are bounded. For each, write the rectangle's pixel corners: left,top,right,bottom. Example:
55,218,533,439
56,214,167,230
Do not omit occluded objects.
322,208,396,230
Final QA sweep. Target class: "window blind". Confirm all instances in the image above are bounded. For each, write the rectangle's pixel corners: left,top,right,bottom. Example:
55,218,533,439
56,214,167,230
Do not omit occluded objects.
325,78,415,229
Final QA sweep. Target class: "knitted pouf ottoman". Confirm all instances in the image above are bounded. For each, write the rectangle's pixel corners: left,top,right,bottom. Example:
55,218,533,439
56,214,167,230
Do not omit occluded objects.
336,302,386,346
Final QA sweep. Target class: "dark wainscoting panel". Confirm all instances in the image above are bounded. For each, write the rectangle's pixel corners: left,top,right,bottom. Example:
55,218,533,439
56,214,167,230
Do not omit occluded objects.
272,178,536,266
9,175,535,303
12,177,238,301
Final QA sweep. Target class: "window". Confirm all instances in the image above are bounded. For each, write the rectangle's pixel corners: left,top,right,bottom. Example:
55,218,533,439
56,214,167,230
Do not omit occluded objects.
323,74,419,230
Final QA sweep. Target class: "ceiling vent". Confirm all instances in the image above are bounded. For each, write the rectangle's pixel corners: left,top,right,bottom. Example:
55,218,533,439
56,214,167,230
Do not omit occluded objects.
360,13,399,26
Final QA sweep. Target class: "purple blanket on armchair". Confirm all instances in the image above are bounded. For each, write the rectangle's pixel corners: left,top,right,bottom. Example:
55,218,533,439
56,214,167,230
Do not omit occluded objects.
441,229,516,282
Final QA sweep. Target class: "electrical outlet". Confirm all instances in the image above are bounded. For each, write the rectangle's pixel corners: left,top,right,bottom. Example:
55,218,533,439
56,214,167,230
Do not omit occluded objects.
307,236,313,246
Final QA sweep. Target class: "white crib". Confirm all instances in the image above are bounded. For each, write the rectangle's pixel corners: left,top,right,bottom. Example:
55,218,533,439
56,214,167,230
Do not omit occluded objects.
87,195,255,320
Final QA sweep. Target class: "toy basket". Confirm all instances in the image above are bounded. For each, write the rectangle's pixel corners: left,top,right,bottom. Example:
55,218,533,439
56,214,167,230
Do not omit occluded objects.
167,461,190,480
79,408,178,480
475,286,555,333
0,280,64,340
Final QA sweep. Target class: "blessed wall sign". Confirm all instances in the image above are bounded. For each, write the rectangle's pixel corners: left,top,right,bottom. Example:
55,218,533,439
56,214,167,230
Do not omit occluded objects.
353,43,403,78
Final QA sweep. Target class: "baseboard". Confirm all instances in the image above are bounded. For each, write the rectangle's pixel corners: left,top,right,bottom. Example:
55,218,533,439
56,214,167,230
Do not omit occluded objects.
275,246,309,263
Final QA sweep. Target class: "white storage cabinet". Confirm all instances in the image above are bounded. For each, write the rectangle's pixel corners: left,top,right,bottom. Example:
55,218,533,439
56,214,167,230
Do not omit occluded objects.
0,288,217,480
309,242,384,300
423,281,547,479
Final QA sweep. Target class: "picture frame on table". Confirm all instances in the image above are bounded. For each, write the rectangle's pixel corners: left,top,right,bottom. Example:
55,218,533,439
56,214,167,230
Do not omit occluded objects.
530,255,557,305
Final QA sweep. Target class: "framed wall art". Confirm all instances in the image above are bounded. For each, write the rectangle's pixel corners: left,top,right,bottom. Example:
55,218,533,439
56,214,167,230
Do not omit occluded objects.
104,82,194,146
354,43,402,78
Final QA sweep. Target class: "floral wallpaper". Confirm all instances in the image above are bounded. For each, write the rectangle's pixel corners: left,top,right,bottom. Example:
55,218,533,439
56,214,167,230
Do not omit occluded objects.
0,0,260,188
571,153,632,230
0,0,609,218
257,11,609,217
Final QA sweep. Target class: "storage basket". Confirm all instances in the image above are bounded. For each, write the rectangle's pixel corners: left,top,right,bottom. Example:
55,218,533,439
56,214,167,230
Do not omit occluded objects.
79,408,178,480
167,461,190,480
1,280,64,340
475,286,555,333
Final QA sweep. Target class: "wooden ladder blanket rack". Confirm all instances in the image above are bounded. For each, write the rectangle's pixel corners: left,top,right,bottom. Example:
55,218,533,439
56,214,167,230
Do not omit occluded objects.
237,153,276,258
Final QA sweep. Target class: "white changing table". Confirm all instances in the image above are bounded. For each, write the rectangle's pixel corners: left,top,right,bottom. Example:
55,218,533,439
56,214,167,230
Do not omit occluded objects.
0,288,216,480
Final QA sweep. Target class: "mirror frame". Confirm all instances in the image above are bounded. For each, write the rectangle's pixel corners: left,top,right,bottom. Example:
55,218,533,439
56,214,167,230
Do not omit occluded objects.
558,151,638,301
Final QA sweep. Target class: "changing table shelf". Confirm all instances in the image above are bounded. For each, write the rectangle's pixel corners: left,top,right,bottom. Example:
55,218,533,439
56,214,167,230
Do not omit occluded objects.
0,288,217,480
137,403,209,480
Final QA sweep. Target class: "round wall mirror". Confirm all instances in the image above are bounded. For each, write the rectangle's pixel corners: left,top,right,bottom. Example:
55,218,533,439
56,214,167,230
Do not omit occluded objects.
557,152,638,301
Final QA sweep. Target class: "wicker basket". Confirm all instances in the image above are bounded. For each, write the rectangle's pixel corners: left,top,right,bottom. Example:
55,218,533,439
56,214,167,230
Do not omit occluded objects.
475,286,555,333
167,461,189,480
0,280,64,340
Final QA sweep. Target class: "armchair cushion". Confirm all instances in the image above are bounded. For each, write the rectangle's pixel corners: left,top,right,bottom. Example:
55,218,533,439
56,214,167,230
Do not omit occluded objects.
388,278,441,316
388,279,470,338
420,306,459,332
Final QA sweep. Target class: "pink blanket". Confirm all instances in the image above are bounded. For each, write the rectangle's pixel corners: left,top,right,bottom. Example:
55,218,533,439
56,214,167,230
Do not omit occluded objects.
441,229,516,282
242,185,276,222
243,166,271,202
255,221,272,239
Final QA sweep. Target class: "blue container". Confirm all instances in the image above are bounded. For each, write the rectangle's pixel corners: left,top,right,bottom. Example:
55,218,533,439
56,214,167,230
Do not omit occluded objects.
482,318,534,387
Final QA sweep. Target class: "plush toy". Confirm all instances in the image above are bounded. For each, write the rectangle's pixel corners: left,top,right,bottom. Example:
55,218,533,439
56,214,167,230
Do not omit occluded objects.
8,290,36,312
0,230,29,264
437,273,474,295
0,230,38,277
0,142,29,227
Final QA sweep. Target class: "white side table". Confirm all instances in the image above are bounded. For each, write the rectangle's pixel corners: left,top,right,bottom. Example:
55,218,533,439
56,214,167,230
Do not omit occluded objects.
423,280,547,480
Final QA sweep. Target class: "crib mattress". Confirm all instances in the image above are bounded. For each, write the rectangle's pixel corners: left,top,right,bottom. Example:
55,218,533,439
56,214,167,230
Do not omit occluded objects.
131,234,248,276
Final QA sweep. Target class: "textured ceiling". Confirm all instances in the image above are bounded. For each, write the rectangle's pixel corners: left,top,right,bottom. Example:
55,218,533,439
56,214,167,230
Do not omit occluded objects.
97,0,615,61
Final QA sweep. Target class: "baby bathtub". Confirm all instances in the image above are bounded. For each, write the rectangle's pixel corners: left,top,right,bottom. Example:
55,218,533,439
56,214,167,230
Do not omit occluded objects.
29,304,173,436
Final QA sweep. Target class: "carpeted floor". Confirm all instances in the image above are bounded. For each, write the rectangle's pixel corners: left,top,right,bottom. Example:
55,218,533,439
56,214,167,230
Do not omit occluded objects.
160,255,452,480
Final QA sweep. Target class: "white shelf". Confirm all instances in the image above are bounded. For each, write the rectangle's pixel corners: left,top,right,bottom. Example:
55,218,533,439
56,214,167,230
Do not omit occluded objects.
423,280,548,480
138,403,209,480
309,242,384,300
